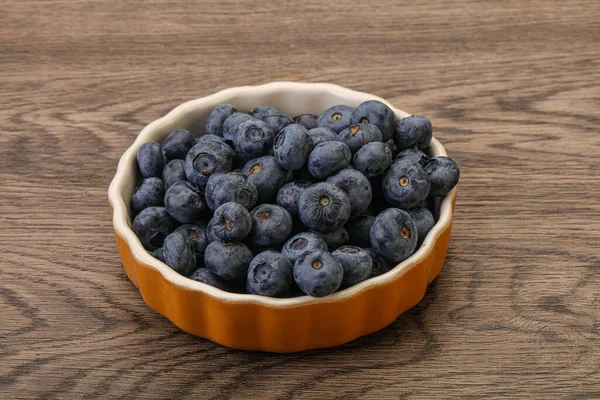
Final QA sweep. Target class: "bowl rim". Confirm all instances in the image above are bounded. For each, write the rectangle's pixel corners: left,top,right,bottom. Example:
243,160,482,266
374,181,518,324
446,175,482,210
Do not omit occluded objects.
108,81,456,308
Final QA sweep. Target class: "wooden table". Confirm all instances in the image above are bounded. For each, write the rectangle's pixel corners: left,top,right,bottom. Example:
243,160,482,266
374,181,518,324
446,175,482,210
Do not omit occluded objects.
2,0,599,398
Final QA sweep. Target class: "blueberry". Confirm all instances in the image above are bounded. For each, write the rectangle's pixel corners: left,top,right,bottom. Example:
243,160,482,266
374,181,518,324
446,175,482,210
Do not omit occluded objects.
345,215,375,248
211,202,252,242
307,141,352,179
307,127,337,146
206,104,237,137
174,223,209,259
407,207,435,246
365,248,393,277
298,182,351,234
337,123,383,154
385,138,399,159
293,249,343,297
351,100,397,142
184,140,234,188
196,134,228,146
282,232,329,264
204,241,253,280
313,227,349,251
326,168,372,216
222,112,252,147
233,118,276,164
205,172,258,211
131,177,164,212
316,105,353,133
162,230,196,276
132,206,179,250
352,142,393,178
246,251,294,297
394,148,430,166
162,159,187,190
189,268,230,291
137,142,166,178
273,124,313,171
250,106,294,133
382,160,430,209
424,156,460,197
242,155,287,203
161,129,195,161
276,180,313,216
370,208,418,264
164,181,206,224
294,114,318,130
250,204,293,246
394,115,432,150
332,246,372,287
151,247,165,262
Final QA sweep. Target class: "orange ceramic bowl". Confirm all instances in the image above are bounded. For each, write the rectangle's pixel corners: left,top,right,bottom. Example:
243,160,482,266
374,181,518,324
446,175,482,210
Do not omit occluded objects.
108,82,456,353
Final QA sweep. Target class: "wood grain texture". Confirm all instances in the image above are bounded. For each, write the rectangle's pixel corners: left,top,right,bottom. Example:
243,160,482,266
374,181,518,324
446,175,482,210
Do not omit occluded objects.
1,0,599,398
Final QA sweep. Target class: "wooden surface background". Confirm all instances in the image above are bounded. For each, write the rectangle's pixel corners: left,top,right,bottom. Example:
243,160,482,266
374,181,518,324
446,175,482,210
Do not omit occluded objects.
1,0,599,398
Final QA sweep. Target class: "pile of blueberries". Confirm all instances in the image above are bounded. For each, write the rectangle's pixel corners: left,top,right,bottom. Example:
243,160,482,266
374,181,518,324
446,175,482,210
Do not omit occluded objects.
131,100,459,298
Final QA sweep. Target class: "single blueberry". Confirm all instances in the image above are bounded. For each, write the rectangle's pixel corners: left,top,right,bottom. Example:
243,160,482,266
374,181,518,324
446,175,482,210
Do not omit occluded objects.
174,223,209,260
293,249,343,297
382,160,431,209
298,182,351,234
312,227,349,251
204,241,253,280
211,202,252,242
276,180,313,216
332,246,372,287
246,251,294,298
307,141,351,180
394,115,433,150
394,148,430,166
249,106,294,133
162,159,187,190
407,207,435,246
316,105,353,133
345,215,376,248
206,104,238,137
132,206,179,250
131,177,164,212
424,156,460,197
205,172,258,211
137,142,166,178
161,129,195,161
184,140,234,188
222,112,252,147
352,142,393,178
307,127,337,146
164,181,206,224
162,230,196,276
189,268,230,291
250,204,293,247
282,232,329,264
337,123,383,154
294,114,318,130
233,118,276,164
242,155,287,203
351,100,397,142
326,168,372,216
365,248,394,277
196,134,228,146
370,208,418,264
273,124,313,171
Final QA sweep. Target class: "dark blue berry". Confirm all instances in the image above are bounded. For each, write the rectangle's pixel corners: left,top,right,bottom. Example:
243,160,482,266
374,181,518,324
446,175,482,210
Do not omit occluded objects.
162,159,187,190
352,141,393,178
382,160,431,209
394,148,430,165
424,156,460,197
317,105,353,133
307,141,352,179
293,249,343,297
276,180,313,216
298,182,351,234
242,155,287,203
370,208,418,264
161,129,195,161
307,127,337,146
189,268,230,291
222,112,252,147
332,246,372,287
365,248,393,277
282,232,329,264
351,100,397,142
174,223,209,260
211,202,252,242
407,207,435,246
250,106,294,133
233,118,276,164
394,115,432,150
162,230,196,276
313,227,349,251
337,123,383,154
273,124,313,171
164,181,206,224
206,104,237,137
151,247,165,262
137,142,165,178
204,241,253,280
132,206,178,250
294,114,318,130
345,215,375,248
250,204,293,247
246,251,294,297
131,177,164,212
205,172,258,211
326,168,372,216
184,140,234,188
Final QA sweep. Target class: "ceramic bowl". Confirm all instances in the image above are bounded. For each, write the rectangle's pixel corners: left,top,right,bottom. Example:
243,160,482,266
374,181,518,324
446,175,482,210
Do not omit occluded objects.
108,82,456,353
